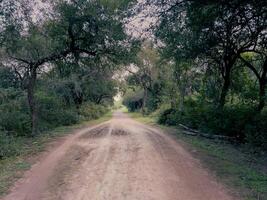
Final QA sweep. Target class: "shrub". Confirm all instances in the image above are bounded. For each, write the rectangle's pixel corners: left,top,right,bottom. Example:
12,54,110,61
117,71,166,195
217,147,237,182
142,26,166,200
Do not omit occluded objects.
0,96,31,136
0,131,22,159
158,108,178,125
158,99,267,149
79,102,108,120
244,112,267,151
0,111,31,136
37,92,79,130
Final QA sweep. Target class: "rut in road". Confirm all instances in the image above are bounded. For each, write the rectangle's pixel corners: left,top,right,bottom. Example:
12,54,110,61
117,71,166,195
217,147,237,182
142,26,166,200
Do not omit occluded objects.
2,111,237,200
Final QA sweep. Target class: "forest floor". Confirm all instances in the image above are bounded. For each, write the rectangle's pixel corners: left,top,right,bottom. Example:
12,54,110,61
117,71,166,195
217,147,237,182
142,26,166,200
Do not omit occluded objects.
1,111,237,200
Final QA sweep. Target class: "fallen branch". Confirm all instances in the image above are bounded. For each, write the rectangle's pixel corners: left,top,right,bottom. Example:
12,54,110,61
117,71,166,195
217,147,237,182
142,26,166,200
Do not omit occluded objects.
178,124,235,141
182,130,198,136
179,124,200,134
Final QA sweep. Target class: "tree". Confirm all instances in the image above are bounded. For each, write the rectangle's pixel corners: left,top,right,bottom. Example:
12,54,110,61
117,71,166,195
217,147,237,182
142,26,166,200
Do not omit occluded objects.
1,0,137,135
153,0,266,108
126,42,159,113
239,53,267,112
172,61,193,112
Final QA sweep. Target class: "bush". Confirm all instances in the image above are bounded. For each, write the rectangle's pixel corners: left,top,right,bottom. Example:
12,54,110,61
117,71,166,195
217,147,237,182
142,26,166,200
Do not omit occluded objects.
0,90,81,135
0,111,31,136
0,131,22,159
200,105,253,138
37,92,79,130
244,112,267,151
0,96,31,136
158,108,178,125
158,99,267,149
79,103,108,120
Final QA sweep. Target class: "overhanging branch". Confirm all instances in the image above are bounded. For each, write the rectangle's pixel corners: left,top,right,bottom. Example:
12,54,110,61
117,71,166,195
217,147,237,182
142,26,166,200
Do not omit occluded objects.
238,55,261,80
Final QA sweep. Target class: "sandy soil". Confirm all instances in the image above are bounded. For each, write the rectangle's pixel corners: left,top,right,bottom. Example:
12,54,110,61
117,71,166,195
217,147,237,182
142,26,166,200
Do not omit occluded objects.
2,111,236,200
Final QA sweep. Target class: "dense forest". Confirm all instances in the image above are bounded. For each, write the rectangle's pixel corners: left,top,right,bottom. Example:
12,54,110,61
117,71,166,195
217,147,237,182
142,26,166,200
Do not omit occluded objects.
123,0,267,152
0,0,138,158
0,0,266,161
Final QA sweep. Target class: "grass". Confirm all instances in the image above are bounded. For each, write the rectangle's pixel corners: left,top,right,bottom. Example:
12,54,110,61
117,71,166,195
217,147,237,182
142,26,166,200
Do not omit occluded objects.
128,111,267,200
121,107,157,124
127,112,157,124
171,131,267,200
0,112,112,197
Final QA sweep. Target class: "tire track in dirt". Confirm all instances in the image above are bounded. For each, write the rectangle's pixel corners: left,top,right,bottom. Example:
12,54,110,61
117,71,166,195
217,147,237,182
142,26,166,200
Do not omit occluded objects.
2,111,237,200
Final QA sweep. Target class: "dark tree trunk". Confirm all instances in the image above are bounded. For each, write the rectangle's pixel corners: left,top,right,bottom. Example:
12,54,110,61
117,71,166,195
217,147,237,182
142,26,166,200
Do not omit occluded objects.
27,66,38,136
258,81,266,111
178,83,185,112
142,87,147,114
218,55,236,108
219,66,231,108
96,95,103,104
239,55,267,112
257,59,267,112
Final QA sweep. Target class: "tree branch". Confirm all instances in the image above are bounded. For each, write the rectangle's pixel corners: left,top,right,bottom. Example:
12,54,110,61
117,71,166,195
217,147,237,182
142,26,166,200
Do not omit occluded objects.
238,55,261,80
9,56,31,65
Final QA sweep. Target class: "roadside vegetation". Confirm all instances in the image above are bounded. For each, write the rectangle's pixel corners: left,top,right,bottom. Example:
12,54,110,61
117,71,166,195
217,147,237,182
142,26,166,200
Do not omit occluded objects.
0,0,137,159
123,1,267,152
122,1,267,199
0,0,136,195
128,111,267,200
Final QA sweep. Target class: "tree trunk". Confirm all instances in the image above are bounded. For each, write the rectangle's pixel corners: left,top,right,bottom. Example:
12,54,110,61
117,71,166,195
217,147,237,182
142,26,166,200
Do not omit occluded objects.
142,88,147,114
257,59,267,112
27,66,38,136
258,81,266,112
218,57,234,108
219,68,231,108
178,84,185,112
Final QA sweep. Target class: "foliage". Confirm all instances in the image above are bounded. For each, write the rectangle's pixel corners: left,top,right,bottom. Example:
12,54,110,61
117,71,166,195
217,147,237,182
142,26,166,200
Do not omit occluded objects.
0,67,19,88
123,0,267,152
79,102,109,121
122,88,143,112
36,91,79,130
0,131,22,159
158,98,267,150
0,0,139,136
0,89,30,136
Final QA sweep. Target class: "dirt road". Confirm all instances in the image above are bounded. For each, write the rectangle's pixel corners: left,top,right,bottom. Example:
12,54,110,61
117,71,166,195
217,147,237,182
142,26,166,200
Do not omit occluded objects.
2,111,236,200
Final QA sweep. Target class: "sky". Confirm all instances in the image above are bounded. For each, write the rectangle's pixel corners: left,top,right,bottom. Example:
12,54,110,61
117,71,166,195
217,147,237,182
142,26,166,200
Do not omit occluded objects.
31,0,52,23
125,0,158,39
30,0,157,39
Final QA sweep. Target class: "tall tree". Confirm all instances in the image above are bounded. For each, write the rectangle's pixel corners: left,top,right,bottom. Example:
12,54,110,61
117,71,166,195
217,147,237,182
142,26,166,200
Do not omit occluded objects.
152,0,266,107
127,42,159,113
239,53,267,112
